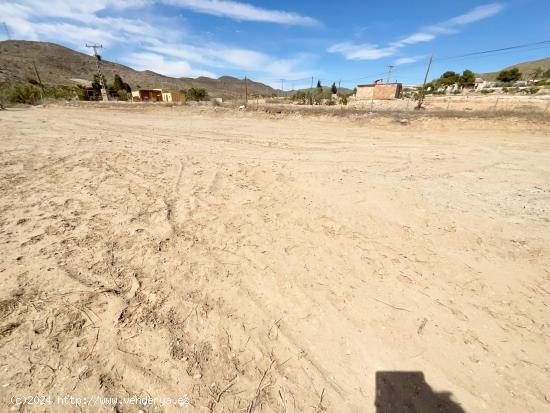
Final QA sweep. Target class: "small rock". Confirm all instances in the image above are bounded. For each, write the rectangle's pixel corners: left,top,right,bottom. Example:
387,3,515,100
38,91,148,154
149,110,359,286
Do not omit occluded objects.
193,372,202,379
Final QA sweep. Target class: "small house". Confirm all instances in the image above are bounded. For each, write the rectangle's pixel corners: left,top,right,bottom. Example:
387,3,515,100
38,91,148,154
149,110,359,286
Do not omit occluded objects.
131,89,163,102
474,78,485,90
356,82,402,100
162,91,186,103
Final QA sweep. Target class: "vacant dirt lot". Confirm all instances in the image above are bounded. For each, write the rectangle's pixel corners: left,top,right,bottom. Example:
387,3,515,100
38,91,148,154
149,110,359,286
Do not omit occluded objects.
0,104,549,412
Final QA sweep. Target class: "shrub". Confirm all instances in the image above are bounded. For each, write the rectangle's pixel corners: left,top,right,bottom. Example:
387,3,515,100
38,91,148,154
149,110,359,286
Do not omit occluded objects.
0,82,83,104
291,91,307,104
0,83,41,104
185,88,208,101
497,68,522,83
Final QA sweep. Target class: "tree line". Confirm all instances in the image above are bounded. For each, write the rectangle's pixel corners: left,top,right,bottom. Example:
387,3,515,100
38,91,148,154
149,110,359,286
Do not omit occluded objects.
427,66,550,91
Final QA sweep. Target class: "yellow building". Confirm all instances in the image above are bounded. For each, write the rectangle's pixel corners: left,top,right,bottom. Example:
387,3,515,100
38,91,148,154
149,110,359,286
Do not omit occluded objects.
161,91,186,103
131,89,186,103
131,89,163,102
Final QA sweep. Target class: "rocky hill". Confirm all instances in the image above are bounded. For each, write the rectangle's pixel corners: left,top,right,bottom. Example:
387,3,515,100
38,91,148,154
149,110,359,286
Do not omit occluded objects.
479,56,550,80
0,40,279,98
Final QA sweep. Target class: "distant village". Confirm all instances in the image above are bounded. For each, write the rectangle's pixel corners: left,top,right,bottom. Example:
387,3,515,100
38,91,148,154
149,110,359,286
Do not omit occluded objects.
76,64,549,108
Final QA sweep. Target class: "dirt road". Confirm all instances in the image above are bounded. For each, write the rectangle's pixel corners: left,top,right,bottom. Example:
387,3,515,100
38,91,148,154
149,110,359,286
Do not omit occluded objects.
1,105,549,412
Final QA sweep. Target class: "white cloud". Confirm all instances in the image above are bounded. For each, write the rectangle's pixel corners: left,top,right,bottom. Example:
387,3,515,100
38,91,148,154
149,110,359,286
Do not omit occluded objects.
124,52,217,78
0,0,316,82
394,55,425,65
397,33,435,46
328,42,396,61
448,3,503,25
328,3,503,61
143,40,311,77
162,0,319,26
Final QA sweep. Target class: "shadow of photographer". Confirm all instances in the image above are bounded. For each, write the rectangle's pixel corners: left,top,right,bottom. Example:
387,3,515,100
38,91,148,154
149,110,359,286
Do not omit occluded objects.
375,371,466,413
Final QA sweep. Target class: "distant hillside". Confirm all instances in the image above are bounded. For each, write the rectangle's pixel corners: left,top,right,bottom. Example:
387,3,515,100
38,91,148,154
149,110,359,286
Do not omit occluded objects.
479,56,550,81
0,40,279,98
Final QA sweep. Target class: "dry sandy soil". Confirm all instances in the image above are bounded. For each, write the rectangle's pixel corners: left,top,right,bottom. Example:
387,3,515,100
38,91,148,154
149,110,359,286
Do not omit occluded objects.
0,104,549,412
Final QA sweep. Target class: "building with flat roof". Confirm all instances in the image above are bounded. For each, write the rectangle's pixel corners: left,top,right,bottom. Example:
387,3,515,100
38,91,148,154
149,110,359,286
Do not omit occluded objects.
356,82,402,100
162,91,186,103
131,89,163,102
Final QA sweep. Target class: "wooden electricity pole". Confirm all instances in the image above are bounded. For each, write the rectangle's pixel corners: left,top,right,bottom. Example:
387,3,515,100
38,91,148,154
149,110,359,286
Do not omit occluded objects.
86,43,108,101
309,76,314,105
2,22,10,39
416,55,433,110
387,65,394,83
244,76,248,105
32,60,45,102
32,60,43,86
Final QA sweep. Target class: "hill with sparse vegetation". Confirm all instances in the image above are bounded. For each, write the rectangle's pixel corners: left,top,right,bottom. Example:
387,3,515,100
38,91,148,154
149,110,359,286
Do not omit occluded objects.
0,40,279,99
479,56,550,80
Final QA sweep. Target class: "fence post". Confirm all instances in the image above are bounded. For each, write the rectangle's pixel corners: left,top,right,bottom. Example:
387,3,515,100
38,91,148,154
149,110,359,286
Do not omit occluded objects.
493,98,499,111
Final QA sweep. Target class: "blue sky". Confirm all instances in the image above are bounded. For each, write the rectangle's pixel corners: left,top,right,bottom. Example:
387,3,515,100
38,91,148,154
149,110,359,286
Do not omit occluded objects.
1,0,549,88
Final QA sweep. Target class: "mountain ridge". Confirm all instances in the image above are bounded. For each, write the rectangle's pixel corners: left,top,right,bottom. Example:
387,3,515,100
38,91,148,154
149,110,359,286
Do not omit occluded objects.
0,40,279,98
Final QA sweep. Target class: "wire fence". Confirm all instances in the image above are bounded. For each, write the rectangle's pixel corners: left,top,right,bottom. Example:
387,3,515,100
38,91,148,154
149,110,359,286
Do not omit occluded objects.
211,94,550,120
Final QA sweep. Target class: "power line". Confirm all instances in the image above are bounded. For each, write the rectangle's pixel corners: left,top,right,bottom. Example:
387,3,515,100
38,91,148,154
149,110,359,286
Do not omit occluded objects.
340,39,550,86
434,39,550,63
250,39,550,91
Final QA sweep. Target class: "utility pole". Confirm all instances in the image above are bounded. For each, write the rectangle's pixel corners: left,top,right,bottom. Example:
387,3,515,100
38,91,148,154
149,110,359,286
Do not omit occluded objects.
310,76,314,105
416,55,433,110
85,43,108,102
244,76,248,105
387,65,394,83
2,22,10,40
32,60,44,102
32,60,43,86
280,79,285,97
338,80,341,95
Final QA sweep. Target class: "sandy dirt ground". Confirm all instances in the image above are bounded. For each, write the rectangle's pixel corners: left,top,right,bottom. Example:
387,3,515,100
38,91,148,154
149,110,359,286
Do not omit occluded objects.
0,104,549,412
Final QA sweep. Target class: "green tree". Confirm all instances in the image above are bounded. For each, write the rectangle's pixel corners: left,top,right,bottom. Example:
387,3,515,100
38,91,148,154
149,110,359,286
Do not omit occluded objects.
186,88,208,101
497,68,522,83
439,71,460,86
529,67,544,81
109,74,131,100
316,80,322,92
331,82,337,94
459,70,476,88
